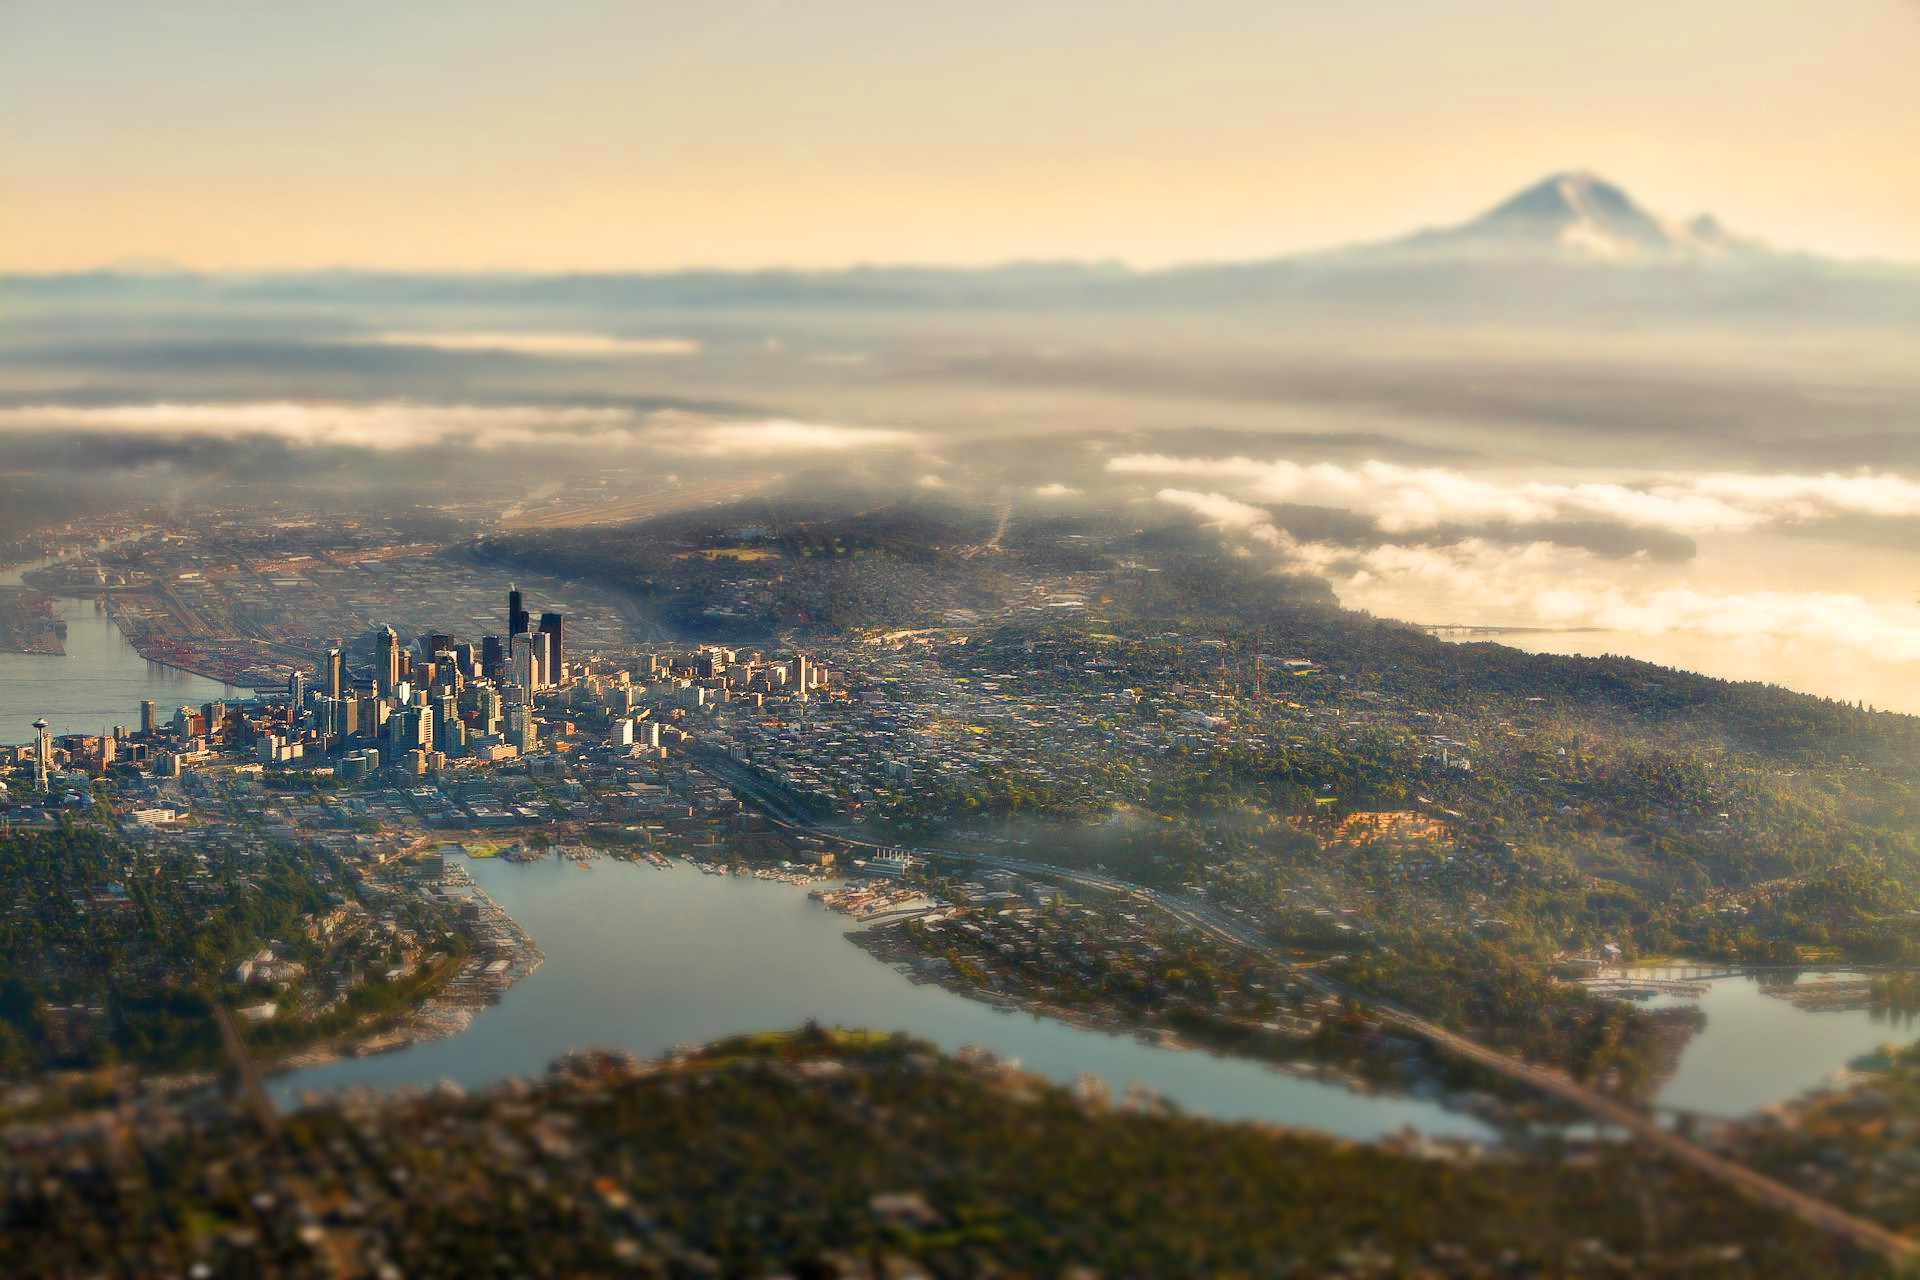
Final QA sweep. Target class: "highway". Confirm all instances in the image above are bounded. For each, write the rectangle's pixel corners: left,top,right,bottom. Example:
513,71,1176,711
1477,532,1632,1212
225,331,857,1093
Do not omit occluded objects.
696,748,1920,1268
213,1002,279,1138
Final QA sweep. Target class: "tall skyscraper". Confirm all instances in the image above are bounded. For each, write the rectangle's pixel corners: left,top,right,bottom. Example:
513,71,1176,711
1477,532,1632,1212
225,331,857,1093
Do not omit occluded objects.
481,634,504,681
288,670,305,710
508,583,529,637
539,611,564,680
532,629,552,690
506,702,536,750
475,682,503,736
511,631,535,691
325,647,345,702
375,626,400,697
139,699,158,737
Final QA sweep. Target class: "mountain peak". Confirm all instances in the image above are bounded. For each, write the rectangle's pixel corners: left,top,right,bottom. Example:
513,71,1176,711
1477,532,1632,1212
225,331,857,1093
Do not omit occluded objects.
1381,172,1764,264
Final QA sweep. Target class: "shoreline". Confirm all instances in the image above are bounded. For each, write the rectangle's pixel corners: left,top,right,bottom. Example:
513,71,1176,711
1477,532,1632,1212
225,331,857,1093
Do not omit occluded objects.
263,865,544,1078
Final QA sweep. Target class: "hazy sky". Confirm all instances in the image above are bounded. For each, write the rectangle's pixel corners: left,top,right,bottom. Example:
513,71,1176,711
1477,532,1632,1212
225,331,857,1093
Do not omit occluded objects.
4,0,1917,272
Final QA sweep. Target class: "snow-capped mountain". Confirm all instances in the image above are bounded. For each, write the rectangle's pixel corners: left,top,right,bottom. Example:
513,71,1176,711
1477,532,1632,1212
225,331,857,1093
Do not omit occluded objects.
1373,171,1768,263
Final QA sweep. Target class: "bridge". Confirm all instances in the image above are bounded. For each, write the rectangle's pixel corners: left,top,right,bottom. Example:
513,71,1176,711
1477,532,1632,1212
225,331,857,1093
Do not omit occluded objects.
695,749,1920,1268
213,1002,279,1138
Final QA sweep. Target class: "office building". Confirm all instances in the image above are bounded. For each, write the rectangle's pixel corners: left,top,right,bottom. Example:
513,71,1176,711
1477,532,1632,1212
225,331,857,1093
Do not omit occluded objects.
508,583,529,637
375,626,400,697
539,611,564,680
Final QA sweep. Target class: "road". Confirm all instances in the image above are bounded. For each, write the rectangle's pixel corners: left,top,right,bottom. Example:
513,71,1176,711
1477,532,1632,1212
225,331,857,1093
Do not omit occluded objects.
213,1002,279,1138
694,749,1920,1268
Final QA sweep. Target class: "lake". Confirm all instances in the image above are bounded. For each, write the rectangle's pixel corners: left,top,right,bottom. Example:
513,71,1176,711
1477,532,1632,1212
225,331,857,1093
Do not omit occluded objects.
271,855,1495,1141
1649,974,1918,1117
270,857,1916,1137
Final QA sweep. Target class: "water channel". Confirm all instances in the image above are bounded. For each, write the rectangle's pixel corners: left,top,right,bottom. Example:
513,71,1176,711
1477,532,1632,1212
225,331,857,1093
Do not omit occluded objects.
0,554,241,744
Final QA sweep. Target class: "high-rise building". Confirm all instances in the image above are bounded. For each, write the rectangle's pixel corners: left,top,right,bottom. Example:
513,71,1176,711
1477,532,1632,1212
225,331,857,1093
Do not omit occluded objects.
139,699,158,737
375,626,400,697
325,647,345,702
533,629,553,690
288,670,305,710
506,702,536,750
511,631,536,692
539,611,564,679
508,583,529,637
474,683,503,736
386,704,432,754
481,634,505,681
436,707,467,756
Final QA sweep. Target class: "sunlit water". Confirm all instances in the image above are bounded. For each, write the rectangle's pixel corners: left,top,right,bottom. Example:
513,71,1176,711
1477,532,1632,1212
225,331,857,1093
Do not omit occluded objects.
0,556,241,744
271,856,1495,1139
1647,973,1918,1117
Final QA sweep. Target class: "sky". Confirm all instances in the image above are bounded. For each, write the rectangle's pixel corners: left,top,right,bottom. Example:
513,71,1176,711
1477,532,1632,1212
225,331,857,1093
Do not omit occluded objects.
3,0,1918,273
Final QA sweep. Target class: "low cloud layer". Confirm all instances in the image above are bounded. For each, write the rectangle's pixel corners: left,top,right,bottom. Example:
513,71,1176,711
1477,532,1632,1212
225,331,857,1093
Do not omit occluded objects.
1118,454,1920,536
350,332,701,357
1156,487,1920,664
0,402,912,456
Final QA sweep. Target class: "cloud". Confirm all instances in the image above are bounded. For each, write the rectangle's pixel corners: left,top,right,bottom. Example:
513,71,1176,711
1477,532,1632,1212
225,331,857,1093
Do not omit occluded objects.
0,402,625,452
348,332,701,357
1118,454,1920,535
660,418,916,456
1032,482,1082,498
1156,488,1272,530
0,401,913,456
916,474,949,489
1154,487,1920,663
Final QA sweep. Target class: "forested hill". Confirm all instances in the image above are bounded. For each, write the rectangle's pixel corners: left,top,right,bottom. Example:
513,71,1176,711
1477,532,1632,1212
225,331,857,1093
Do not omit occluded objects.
0,1029,1882,1277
